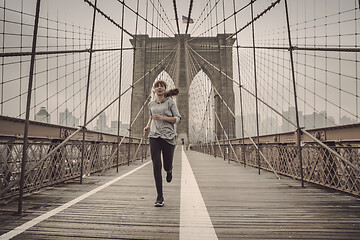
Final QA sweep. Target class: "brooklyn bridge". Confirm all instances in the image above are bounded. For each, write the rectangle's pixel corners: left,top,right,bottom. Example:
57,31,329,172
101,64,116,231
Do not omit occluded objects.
0,0,359,239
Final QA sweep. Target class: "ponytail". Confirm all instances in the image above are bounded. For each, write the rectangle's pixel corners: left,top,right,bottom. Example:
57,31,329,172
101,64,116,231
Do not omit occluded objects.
153,80,179,97
165,88,179,97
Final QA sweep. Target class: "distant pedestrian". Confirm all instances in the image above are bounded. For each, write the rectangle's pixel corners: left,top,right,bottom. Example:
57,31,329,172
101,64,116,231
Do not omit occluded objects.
143,80,181,207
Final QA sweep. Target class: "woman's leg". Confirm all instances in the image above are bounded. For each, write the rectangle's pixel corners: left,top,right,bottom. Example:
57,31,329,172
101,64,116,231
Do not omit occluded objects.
150,138,163,197
161,139,175,174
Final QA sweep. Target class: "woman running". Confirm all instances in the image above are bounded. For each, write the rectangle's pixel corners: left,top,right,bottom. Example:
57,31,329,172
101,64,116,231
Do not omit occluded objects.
143,80,181,207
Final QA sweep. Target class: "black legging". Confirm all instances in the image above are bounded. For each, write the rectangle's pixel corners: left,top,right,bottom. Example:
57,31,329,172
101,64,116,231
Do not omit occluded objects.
149,137,175,197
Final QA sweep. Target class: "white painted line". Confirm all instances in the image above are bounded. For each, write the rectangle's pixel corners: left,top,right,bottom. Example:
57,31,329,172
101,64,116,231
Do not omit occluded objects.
180,147,218,240
0,161,151,240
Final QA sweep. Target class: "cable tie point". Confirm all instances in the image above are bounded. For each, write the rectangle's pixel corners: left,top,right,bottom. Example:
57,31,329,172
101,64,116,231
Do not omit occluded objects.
289,46,297,51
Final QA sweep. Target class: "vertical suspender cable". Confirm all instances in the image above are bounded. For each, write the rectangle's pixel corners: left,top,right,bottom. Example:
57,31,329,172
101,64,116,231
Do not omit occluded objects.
56,12,59,124
213,0,223,159
116,0,126,172
214,92,217,158
46,4,49,118
1,0,5,115
65,22,68,119
215,0,219,33
250,1,261,174
18,0,41,214
173,0,181,35
80,0,97,184
356,1,359,121
222,0,230,163
72,21,75,126
128,0,140,166
185,0,194,35
142,0,149,162
20,0,23,115
216,31,225,160
232,0,246,167
284,0,304,187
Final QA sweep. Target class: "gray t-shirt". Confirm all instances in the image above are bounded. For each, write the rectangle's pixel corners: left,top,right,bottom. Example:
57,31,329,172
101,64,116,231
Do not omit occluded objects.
148,98,181,145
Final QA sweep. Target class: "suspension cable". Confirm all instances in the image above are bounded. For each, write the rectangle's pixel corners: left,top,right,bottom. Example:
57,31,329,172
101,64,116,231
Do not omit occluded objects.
212,83,280,178
189,0,254,41
85,47,177,126
213,111,241,164
189,0,221,38
0,46,179,198
188,0,213,35
226,0,281,40
232,0,246,166
172,0,180,35
113,43,182,165
187,43,280,177
116,0,126,172
116,0,173,37
188,39,360,175
185,0,194,35
148,0,176,35
187,43,298,126
83,0,133,37
0,47,134,58
235,45,360,52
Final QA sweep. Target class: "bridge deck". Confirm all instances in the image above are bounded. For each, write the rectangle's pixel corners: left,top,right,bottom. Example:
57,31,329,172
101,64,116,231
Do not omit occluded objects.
1,147,360,239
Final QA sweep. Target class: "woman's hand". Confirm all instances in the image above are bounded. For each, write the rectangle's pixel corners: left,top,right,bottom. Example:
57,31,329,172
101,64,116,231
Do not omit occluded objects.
152,114,176,124
151,114,163,120
143,125,150,136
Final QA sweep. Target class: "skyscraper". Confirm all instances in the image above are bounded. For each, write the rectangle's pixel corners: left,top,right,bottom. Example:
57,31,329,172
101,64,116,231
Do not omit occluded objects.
34,107,51,123
59,108,79,127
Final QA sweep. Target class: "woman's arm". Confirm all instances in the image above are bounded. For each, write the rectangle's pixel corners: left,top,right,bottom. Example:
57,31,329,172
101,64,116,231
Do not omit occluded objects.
152,114,176,123
143,117,152,135
170,99,181,124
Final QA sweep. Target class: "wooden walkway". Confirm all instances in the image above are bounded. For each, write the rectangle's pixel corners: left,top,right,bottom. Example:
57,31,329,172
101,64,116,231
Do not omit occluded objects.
1,146,360,239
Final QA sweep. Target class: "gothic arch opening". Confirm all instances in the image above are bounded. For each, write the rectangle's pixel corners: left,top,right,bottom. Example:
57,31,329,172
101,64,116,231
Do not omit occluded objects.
188,71,215,143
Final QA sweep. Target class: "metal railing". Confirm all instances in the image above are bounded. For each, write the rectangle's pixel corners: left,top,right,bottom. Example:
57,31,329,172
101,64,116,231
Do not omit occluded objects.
0,117,149,202
193,125,360,197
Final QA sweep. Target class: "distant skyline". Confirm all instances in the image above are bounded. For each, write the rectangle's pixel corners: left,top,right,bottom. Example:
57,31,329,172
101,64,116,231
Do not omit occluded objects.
33,107,129,135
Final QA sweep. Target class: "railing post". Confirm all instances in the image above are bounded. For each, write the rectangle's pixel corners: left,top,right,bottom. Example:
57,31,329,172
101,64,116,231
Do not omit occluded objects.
284,0,304,187
213,95,217,158
127,134,131,166
81,0,97,184
223,141,226,161
242,144,246,167
18,0,41,215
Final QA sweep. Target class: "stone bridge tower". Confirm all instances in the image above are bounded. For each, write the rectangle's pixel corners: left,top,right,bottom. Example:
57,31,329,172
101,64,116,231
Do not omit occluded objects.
130,34,235,143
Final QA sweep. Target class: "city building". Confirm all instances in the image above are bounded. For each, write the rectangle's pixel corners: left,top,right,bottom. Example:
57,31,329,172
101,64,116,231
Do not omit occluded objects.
34,107,51,123
95,112,109,133
59,108,79,127
109,120,130,136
